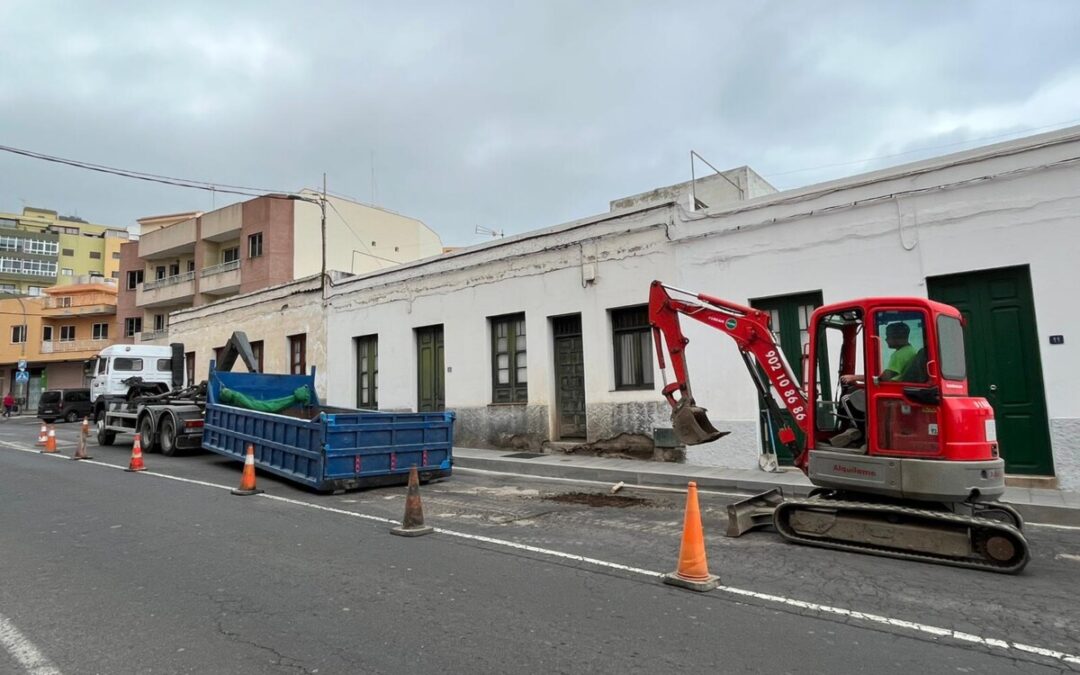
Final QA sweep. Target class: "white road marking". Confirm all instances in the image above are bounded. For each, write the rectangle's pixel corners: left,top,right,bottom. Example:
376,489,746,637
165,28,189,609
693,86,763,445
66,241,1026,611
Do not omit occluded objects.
4,440,1080,667
0,611,63,675
1055,553,1080,562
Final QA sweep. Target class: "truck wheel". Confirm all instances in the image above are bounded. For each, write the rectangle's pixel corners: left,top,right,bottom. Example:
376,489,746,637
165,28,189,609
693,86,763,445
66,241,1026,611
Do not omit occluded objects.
159,416,179,457
138,416,159,453
65,409,79,423
97,417,115,446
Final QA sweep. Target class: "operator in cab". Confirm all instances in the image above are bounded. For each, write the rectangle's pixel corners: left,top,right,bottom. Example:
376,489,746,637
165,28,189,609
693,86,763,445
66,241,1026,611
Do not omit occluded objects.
840,322,915,387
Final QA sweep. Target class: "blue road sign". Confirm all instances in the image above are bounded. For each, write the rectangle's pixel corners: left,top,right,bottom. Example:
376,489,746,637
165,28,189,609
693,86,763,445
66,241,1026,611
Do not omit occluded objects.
15,371,29,383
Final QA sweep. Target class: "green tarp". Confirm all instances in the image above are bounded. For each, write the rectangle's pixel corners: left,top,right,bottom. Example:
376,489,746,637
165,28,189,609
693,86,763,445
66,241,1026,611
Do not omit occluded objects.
219,385,312,413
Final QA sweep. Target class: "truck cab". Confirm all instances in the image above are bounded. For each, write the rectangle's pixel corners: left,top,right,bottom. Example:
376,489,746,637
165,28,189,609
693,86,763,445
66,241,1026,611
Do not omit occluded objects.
89,344,185,412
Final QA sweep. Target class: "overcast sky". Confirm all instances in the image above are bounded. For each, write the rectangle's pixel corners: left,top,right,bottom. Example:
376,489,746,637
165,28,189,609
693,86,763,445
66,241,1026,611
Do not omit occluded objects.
2,1,1080,245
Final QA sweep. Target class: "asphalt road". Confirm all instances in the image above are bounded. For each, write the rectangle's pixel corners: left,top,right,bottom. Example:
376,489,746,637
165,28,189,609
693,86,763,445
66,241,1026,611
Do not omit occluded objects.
0,416,1077,674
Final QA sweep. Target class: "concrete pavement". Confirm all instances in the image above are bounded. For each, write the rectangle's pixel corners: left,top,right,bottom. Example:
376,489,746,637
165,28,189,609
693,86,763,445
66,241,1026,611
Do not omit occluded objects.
452,446,1080,526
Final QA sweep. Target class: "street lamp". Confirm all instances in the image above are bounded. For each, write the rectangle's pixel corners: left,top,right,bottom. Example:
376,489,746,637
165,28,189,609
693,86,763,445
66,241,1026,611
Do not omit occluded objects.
0,290,28,407
285,175,328,296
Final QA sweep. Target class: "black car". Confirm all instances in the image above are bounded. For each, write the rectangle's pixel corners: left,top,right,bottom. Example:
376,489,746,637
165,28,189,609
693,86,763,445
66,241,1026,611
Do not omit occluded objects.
37,388,93,423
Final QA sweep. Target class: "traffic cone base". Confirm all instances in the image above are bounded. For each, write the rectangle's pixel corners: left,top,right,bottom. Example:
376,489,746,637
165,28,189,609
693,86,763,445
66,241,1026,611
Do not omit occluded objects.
390,465,433,537
662,481,719,592
232,444,264,496
126,433,146,472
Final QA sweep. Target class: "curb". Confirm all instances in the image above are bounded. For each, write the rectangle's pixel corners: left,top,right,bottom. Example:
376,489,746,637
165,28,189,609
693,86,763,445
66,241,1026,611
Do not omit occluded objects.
453,452,1080,528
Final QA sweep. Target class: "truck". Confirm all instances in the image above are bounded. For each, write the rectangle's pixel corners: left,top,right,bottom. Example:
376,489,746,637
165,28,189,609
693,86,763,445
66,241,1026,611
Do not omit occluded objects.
89,332,455,490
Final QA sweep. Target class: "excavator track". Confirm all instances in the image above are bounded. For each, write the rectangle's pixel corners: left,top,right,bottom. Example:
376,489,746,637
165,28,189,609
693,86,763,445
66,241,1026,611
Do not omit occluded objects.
773,497,1030,574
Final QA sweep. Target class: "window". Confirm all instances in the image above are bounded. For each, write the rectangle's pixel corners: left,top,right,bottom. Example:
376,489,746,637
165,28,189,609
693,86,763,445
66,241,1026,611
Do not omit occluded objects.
124,317,142,337
355,335,378,409
58,297,72,308
113,357,143,371
185,352,195,386
874,310,928,383
111,271,119,279
169,263,180,277
153,314,166,331
126,270,144,290
289,334,306,375
155,266,166,280
187,260,195,272
612,305,654,390
156,358,172,372
27,286,43,296
0,258,60,277
92,323,109,340
491,313,527,403
0,283,14,293
61,268,73,276
10,325,26,344
0,218,15,228
112,251,121,259
222,247,239,264
62,248,75,256
42,326,53,342
248,233,263,258
25,240,59,255
60,325,76,342
937,315,967,381
97,358,108,374
89,251,101,259
250,340,264,373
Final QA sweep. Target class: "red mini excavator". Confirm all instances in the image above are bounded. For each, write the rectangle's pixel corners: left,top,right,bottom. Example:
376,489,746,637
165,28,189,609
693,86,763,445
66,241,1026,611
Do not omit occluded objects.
649,281,1029,573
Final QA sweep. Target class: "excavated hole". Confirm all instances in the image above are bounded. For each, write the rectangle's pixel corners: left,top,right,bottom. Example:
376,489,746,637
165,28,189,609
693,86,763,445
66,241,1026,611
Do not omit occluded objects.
543,492,652,508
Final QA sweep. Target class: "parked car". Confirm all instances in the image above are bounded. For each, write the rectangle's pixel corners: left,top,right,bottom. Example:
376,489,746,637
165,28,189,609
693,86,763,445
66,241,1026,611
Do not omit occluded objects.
38,388,93,423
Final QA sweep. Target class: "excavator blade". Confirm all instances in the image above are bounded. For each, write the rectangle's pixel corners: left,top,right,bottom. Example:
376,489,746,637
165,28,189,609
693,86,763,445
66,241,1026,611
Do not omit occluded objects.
725,488,784,537
671,403,729,445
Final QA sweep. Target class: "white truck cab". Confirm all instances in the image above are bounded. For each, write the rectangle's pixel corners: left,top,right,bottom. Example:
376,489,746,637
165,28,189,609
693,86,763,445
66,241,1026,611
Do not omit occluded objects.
89,344,184,404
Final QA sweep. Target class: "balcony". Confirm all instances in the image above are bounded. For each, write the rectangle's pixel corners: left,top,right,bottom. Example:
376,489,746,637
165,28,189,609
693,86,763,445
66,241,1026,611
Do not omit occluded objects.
199,202,243,242
137,271,195,308
41,292,117,317
199,259,241,296
139,217,196,260
140,329,168,343
40,338,110,354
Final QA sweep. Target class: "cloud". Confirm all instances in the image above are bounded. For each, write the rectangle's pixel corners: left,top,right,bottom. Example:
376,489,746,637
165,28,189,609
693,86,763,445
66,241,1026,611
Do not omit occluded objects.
1,1,1079,246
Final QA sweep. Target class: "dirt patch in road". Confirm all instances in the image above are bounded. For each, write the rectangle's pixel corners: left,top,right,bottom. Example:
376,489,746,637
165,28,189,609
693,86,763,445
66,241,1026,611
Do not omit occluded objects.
544,492,652,508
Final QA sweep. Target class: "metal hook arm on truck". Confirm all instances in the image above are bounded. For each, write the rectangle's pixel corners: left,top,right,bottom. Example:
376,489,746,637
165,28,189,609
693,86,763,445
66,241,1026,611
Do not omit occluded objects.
648,280,1030,573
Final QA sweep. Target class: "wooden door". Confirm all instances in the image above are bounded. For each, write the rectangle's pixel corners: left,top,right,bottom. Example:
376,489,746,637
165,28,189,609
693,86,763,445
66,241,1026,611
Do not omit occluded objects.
416,325,445,412
553,315,586,439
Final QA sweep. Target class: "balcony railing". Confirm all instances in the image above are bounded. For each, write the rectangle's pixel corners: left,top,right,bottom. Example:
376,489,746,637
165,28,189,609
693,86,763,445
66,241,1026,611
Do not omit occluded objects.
140,329,168,342
200,259,241,277
143,270,195,291
41,292,117,310
40,338,110,354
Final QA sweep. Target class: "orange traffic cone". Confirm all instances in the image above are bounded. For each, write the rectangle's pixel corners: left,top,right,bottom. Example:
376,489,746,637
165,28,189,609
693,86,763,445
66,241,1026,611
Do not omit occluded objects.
231,444,264,496
36,423,47,446
40,425,58,454
663,481,719,592
391,465,433,537
126,433,147,472
72,419,92,461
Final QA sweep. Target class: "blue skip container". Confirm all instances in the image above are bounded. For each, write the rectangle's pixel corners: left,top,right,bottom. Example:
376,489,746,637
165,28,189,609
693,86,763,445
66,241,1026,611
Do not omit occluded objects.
202,365,454,492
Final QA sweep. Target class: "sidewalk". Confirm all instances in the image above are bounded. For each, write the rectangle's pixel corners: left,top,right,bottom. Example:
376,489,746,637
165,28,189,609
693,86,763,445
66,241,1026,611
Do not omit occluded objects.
453,447,1080,527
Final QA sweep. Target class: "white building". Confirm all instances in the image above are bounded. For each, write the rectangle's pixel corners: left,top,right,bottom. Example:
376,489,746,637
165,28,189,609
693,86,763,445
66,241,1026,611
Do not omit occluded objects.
159,126,1080,490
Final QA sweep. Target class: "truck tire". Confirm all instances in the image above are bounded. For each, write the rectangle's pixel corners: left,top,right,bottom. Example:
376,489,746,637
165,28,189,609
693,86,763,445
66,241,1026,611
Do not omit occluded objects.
159,416,179,457
138,415,159,453
97,417,116,446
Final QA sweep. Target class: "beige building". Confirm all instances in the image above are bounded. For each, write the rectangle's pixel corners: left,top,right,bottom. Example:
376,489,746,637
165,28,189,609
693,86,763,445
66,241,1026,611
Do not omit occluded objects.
118,192,442,344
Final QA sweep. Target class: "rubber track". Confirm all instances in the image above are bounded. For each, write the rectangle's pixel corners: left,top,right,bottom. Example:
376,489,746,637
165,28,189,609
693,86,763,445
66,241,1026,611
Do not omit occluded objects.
773,498,1030,574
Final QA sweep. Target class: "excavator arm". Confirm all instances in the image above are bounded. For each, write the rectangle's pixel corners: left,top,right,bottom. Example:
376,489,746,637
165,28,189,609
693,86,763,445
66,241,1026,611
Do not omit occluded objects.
648,281,811,467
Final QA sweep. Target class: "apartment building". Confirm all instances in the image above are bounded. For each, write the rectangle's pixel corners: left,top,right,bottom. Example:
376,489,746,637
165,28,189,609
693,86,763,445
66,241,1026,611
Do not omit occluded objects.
0,277,118,408
0,207,131,295
117,192,443,343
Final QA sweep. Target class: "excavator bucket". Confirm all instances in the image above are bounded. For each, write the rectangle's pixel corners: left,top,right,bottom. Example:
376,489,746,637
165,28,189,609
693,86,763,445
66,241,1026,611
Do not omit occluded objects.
725,488,784,537
671,400,729,445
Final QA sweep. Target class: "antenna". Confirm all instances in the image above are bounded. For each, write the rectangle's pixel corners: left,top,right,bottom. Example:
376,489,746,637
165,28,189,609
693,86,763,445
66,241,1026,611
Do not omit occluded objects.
474,225,504,238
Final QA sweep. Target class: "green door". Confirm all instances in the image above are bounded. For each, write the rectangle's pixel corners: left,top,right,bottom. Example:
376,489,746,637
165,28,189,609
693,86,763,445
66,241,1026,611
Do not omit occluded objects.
928,266,1053,476
416,325,445,412
750,292,825,463
552,314,586,439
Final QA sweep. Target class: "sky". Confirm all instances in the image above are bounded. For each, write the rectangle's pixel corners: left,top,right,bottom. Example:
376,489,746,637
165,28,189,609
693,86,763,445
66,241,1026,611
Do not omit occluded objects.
2,1,1080,246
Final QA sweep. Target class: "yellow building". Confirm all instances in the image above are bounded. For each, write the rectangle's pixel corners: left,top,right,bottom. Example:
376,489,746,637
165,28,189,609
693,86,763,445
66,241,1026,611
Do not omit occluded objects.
0,278,118,409
0,206,131,295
